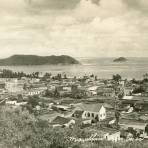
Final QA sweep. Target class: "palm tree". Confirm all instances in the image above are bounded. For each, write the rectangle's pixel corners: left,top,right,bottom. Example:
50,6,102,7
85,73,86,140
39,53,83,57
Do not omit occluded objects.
143,73,148,80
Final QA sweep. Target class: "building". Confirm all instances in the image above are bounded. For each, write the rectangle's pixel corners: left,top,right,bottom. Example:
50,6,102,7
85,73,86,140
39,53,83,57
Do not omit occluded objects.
120,118,147,131
52,104,71,111
87,86,98,96
73,103,106,121
88,128,120,142
27,88,45,96
5,100,27,106
50,116,75,128
5,79,24,93
124,87,133,96
106,131,120,142
97,87,115,97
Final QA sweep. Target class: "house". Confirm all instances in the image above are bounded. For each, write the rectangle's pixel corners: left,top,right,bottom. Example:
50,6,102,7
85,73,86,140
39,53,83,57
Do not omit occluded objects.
97,87,114,97
58,90,72,97
88,128,120,142
141,92,148,97
62,86,72,92
50,116,75,128
71,87,87,99
134,100,148,111
72,110,84,118
73,103,106,121
52,104,71,111
27,87,46,96
120,118,147,131
0,88,6,95
124,87,133,96
0,82,5,89
5,79,24,93
123,96,133,100
5,100,27,106
105,130,120,142
38,110,64,123
29,78,40,83
82,119,92,125
87,86,98,96
119,80,125,87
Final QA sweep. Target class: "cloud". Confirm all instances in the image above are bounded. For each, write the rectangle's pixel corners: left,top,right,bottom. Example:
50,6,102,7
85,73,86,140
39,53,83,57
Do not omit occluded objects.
26,0,81,9
0,0,147,58
0,0,26,11
74,0,127,22
124,0,148,13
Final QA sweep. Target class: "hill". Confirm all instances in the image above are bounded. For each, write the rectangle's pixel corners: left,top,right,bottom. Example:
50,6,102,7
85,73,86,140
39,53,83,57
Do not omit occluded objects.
0,55,80,65
113,57,127,62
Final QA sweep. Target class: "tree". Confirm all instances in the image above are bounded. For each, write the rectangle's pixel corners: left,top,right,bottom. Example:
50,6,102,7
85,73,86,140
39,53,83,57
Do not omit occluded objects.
23,83,27,90
43,72,51,79
57,73,62,81
113,74,121,82
44,89,54,97
64,74,67,79
0,106,36,148
34,72,39,78
27,95,40,108
115,110,120,127
95,76,98,81
17,94,23,102
143,73,148,80
132,86,145,94
54,88,60,98
145,124,148,135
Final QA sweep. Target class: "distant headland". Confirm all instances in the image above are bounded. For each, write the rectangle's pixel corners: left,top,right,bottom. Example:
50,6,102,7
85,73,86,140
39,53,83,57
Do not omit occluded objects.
0,55,80,66
113,57,127,62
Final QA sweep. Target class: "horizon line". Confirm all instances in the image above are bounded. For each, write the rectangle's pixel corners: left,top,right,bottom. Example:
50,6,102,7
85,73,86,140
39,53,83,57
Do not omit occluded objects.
0,54,148,59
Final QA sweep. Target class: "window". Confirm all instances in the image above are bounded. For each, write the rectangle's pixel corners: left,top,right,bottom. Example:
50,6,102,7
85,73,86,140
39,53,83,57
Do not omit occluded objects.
88,112,90,117
92,113,94,118
95,115,99,121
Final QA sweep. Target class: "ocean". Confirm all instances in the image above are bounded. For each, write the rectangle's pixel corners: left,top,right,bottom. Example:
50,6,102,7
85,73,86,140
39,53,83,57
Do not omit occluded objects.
0,57,148,80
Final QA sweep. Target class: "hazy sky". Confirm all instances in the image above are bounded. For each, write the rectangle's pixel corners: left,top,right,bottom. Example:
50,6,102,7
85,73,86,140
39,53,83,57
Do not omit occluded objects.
0,0,148,58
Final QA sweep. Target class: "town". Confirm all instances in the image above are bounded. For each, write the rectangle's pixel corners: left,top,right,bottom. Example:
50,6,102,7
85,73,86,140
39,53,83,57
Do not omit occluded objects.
1,69,148,147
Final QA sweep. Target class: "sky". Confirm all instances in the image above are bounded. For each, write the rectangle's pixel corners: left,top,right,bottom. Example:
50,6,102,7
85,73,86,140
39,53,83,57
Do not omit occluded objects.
0,0,148,58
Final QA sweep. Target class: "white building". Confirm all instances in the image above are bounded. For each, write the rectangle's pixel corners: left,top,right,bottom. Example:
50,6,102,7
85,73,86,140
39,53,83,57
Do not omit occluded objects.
74,103,106,121
28,89,44,96
6,100,27,106
5,79,24,93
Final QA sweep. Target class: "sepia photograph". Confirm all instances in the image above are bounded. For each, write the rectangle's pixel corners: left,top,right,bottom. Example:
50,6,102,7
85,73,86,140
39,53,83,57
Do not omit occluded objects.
0,0,148,148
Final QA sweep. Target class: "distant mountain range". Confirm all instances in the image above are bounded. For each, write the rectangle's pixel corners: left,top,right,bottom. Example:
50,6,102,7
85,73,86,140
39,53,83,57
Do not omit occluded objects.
0,55,80,66
113,57,127,62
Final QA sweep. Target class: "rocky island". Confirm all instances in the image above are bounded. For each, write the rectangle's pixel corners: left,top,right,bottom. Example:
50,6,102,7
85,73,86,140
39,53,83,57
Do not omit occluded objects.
113,57,127,62
0,55,80,65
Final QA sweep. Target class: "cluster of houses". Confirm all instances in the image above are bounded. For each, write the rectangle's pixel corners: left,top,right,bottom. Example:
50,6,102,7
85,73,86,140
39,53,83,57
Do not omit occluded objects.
1,73,148,142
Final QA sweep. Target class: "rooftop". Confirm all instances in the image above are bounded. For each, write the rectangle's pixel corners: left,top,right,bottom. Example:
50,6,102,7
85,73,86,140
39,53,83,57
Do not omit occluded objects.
74,103,105,112
50,116,72,125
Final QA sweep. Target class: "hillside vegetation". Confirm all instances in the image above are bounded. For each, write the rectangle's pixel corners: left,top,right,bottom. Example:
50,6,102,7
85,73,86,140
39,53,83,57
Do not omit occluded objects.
0,55,80,65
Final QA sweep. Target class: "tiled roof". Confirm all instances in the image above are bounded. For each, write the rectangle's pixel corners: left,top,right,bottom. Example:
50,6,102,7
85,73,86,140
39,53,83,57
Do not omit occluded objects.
51,116,71,125
73,110,84,118
75,103,104,112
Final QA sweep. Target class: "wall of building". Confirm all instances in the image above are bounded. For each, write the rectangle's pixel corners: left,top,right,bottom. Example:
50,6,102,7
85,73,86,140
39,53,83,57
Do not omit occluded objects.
82,106,106,121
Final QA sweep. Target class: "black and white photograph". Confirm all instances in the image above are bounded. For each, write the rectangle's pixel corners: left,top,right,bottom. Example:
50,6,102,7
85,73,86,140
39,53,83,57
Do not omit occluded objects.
0,0,148,148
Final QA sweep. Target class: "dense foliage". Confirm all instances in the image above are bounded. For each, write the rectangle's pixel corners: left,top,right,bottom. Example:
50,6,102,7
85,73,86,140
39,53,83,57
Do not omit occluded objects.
0,55,80,65
0,69,39,78
0,106,148,148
